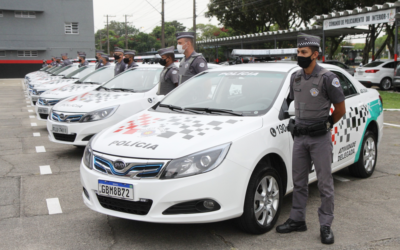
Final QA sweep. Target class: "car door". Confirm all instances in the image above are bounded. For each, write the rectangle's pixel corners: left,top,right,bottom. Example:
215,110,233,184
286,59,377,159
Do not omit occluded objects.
329,70,361,170
381,61,395,80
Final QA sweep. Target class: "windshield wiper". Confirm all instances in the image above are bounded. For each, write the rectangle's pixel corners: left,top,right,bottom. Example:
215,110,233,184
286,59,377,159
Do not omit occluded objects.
75,80,82,84
159,104,185,112
84,81,101,85
97,86,110,91
184,107,243,116
110,88,135,92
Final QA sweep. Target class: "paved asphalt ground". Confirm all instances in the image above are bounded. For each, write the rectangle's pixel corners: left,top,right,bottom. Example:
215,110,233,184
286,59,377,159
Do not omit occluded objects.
1,79,399,250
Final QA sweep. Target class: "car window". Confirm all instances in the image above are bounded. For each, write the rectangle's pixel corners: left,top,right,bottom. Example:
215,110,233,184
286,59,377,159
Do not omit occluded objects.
395,63,400,76
382,62,395,69
332,71,357,97
363,61,384,67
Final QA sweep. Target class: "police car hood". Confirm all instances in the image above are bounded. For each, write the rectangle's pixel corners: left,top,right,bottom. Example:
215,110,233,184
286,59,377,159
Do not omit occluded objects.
30,76,63,86
36,79,77,91
53,90,145,113
92,111,262,159
40,83,100,99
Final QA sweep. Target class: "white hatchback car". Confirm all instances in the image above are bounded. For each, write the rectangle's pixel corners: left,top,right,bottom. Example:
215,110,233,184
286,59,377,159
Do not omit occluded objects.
36,65,115,121
80,62,383,234
354,60,397,90
47,65,164,146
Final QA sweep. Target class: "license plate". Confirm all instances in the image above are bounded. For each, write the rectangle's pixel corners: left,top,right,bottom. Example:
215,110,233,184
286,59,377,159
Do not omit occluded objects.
358,71,363,75
98,180,133,200
32,96,38,101
38,107,48,114
52,124,68,134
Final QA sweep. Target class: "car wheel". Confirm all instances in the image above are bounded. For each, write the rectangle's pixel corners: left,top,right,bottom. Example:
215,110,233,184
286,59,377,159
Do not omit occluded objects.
379,78,392,90
236,161,283,234
348,130,377,178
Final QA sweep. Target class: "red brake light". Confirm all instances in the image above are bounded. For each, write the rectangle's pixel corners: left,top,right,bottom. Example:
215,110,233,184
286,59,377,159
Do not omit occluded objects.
379,95,383,105
365,69,379,73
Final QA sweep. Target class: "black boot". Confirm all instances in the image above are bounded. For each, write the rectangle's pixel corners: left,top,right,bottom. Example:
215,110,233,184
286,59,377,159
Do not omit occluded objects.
276,218,307,233
320,226,334,244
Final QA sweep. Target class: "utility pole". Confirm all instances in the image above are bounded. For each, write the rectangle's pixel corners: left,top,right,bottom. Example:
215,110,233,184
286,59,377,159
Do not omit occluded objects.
104,15,115,54
161,0,165,48
123,15,132,49
193,0,196,50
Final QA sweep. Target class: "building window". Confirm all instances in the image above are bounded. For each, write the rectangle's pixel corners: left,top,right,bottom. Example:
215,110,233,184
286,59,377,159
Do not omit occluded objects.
17,51,38,57
15,11,36,18
0,11,3,17
65,22,79,34
0,51,5,57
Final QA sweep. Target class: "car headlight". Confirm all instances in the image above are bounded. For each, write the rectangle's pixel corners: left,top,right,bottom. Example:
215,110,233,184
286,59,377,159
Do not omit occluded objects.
83,140,93,169
160,143,231,179
32,89,38,95
79,106,119,123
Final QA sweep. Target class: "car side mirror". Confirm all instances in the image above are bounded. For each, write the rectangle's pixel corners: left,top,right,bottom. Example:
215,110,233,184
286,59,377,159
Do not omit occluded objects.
288,101,295,116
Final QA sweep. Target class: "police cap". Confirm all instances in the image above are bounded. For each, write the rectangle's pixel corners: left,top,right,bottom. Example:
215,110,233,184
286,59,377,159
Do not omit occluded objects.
297,33,320,48
157,46,174,56
61,53,68,57
124,50,136,56
114,47,124,53
176,32,195,40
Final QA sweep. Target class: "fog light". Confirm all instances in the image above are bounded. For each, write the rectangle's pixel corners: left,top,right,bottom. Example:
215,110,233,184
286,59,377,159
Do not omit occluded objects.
203,200,215,210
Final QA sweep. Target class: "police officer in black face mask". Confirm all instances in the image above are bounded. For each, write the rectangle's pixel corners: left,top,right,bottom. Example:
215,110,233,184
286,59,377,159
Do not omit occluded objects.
157,46,179,95
78,52,88,68
123,50,138,69
276,33,346,245
113,47,126,76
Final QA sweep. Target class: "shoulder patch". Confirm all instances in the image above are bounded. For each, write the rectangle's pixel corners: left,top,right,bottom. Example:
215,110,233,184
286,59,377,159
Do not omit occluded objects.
199,63,205,68
332,78,340,88
172,70,177,74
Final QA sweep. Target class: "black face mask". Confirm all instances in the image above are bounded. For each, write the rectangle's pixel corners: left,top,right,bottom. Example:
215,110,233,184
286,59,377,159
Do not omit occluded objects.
297,56,313,69
159,58,167,66
123,58,130,64
114,55,120,60
78,59,82,63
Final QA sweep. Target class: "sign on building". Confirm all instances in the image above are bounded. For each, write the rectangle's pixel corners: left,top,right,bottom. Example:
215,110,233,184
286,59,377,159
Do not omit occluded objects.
323,9,396,30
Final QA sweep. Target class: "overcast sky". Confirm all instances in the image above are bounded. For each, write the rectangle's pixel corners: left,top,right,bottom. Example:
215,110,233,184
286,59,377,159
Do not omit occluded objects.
93,0,219,33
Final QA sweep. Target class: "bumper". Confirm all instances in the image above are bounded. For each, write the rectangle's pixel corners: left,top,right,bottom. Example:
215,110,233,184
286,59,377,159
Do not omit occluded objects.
80,158,249,223
35,104,51,121
30,94,39,106
354,75,380,85
47,116,120,146
393,78,400,87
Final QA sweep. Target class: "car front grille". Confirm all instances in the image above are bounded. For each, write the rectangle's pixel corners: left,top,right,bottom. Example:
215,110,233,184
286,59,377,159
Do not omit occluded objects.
38,99,60,106
51,112,83,123
96,195,152,215
53,133,76,142
39,114,48,119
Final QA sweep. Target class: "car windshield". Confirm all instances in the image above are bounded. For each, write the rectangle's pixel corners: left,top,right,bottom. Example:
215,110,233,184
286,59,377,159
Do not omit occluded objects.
48,66,62,74
79,66,115,84
102,67,162,92
157,70,287,116
51,66,72,76
55,66,79,76
363,61,384,68
64,65,95,79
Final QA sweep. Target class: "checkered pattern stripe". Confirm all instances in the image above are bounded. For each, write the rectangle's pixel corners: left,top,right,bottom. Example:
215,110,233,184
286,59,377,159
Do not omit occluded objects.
52,85,91,93
113,113,243,140
68,92,129,103
298,42,320,47
330,105,369,145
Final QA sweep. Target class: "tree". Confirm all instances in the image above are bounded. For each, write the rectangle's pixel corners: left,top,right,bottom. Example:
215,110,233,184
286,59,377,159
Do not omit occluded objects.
168,21,186,32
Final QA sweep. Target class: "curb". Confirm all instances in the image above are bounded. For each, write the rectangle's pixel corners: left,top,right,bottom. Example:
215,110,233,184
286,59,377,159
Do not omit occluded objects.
383,109,400,111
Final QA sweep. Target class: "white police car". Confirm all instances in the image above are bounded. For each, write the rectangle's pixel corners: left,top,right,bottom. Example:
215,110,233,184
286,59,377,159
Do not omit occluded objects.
36,65,115,121
30,65,96,107
47,64,164,146
80,52,383,234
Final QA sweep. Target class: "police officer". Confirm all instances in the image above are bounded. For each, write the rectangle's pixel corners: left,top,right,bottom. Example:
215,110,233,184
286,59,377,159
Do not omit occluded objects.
157,46,179,95
55,57,63,66
276,33,346,245
113,47,126,76
99,54,111,68
95,50,104,69
78,52,88,67
124,50,138,69
49,56,57,67
61,53,73,66
176,32,208,84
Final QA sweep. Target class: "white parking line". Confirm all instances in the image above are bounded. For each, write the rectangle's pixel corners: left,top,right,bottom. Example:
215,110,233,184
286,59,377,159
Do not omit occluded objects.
33,133,40,137
31,123,37,127
46,198,62,215
27,105,31,108
28,110,33,113
29,115,35,118
40,165,52,175
35,146,46,153
383,123,400,128
333,175,350,182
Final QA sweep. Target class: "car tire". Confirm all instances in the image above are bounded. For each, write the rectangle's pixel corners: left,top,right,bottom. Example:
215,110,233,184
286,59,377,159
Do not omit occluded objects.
235,161,283,234
379,78,392,90
348,130,377,178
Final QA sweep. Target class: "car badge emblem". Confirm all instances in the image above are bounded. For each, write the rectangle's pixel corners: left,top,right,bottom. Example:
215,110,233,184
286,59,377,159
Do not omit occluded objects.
59,113,65,119
114,160,126,171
